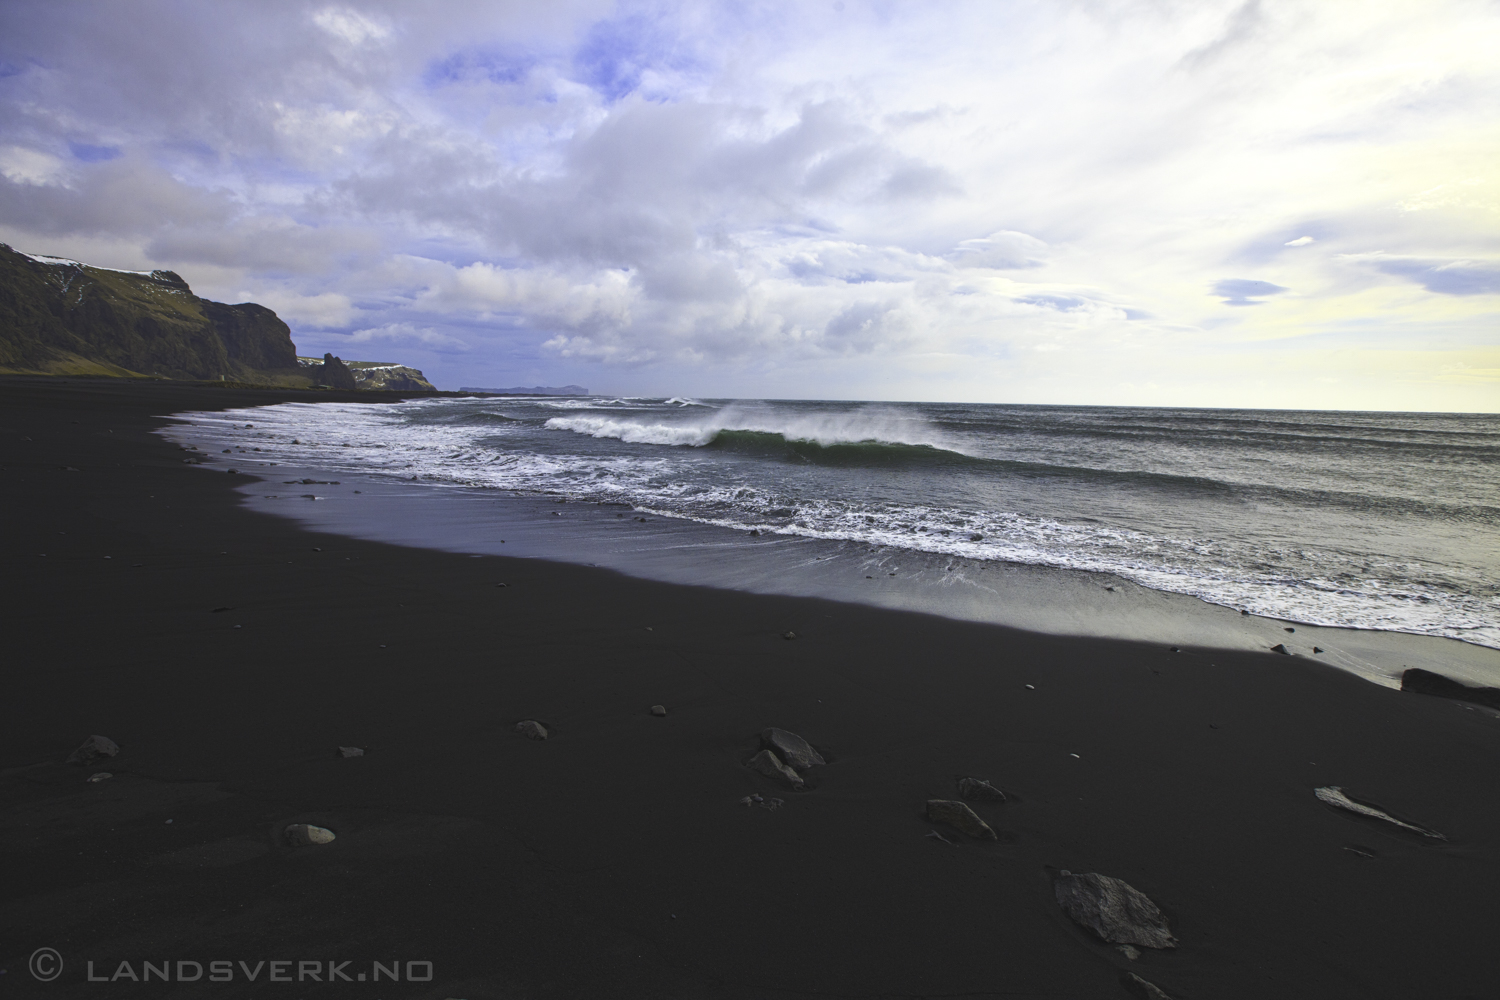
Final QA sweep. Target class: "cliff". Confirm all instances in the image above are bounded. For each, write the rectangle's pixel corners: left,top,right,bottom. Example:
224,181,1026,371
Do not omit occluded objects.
0,244,308,383
0,244,434,390
300,357,435,391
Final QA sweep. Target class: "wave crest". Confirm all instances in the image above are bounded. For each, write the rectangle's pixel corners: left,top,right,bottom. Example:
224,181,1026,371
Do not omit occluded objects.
545,407,967,458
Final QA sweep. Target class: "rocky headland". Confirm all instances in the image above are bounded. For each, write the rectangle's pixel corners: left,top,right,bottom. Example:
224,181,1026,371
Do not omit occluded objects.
0,244,433,390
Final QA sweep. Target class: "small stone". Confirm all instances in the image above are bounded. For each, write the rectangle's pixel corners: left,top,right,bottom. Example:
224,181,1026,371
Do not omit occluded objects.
1270,643,1291,654
760,728,825,769
957,777,1006,802
1285,626,1295,632
227,469,238,474
1120,972,1175,999
1117,944,1141,960
925,799,997,839
284,823,336,847
749,529,759,536
650,705,667,716
782,631,796,640
740,796,754,806
747,749,804,788
338,746,364,758
87,772,112,783
1053,871,1176,949
515,720,549,741
1313,646,1324,653
66,735,120,765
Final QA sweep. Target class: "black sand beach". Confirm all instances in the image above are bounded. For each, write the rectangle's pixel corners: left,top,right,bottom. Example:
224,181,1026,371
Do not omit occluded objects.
4,375,1500,999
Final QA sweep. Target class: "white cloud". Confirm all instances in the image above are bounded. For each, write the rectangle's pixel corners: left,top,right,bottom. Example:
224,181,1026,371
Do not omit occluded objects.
345,321,469,352
311,6,391,47
0,146,68,186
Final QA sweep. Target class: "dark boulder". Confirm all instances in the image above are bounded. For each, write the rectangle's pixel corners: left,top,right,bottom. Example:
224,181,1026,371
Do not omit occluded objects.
1400,668,1500,711
760,728,825,770
66,734,120,764
313,353,358,390
1053,871,1177,949
957,777,1007,802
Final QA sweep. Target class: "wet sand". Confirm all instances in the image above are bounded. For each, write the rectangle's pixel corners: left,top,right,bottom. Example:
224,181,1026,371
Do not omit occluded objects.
3,374,1499,999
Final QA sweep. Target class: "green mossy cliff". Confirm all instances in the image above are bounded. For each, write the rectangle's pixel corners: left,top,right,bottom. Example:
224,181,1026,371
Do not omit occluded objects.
0,244,432,390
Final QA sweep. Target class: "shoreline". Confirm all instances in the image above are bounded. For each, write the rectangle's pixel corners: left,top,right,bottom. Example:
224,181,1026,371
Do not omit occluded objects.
162,403,1500,691
4,374,1500,999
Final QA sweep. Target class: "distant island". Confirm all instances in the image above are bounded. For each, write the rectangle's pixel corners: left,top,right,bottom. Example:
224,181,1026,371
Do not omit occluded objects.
0,244,433,391
460,384,589,395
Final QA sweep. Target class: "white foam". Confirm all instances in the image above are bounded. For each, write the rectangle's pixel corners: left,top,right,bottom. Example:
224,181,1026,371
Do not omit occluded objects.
545,404,967,453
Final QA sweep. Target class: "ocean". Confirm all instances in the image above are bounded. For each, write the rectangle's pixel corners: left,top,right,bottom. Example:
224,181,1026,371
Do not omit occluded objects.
164,396,1500,663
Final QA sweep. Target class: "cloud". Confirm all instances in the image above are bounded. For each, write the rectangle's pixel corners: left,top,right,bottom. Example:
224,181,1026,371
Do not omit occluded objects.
0,0,1497,408
1371,257,1500,296
345,322,469,352
0,145,68,185
1212,279,1289,306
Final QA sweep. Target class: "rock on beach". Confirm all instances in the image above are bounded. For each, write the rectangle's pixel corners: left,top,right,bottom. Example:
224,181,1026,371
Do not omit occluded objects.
957,777,1006,802
284,823,336,847
1053,871,1177,949
515,720,549,740
925,799,997,839
760,728,825,770
747,749,805,789
66,734,119,764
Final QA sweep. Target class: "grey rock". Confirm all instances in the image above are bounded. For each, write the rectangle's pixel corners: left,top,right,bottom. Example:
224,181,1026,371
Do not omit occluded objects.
338,746,364,758
650,705,667,716
747,749,804,789
1270,643,1292,655
1120,972,1176,999
284,823,336,847
1116,944,1141,961
760,728,825,770
957,777,1006,802
926,799,997,839
1314,786,1445,840
66,734,119,764
1054,871,1176,948
782,630,796,640
515,720,549,741
86,772,113,783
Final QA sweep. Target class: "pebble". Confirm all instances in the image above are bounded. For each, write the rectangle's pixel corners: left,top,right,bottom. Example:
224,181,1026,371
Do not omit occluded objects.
87,772,112,783
338,746,365,758
782,631,797,640
650,705,667,716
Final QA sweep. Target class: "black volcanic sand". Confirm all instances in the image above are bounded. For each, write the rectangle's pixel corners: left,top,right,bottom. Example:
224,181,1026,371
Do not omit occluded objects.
3,375,1499,1000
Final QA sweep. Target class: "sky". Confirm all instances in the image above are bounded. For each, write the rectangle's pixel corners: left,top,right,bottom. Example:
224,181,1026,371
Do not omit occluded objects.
1,0,1496,410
